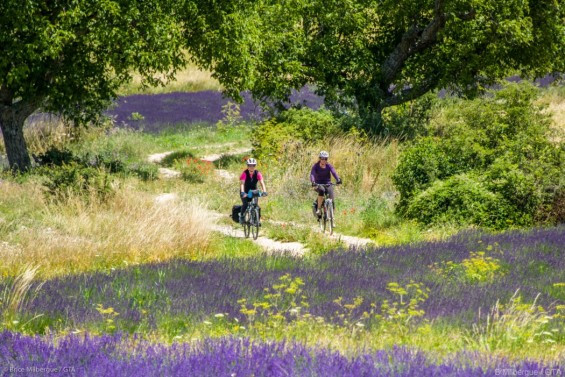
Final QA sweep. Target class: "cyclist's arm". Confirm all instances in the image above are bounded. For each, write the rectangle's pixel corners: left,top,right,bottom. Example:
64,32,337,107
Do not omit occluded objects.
259,179,266,192
257,172,266,192
310,165,317,184
240,180,245,193
329,164,340,182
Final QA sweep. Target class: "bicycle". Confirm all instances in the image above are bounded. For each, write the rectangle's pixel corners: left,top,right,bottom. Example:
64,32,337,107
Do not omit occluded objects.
241,190,267,240
312,183,338,235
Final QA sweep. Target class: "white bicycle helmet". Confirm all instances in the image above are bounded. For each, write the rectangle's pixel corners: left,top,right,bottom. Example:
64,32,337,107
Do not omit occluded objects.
246,158,257,165
319,151,329,159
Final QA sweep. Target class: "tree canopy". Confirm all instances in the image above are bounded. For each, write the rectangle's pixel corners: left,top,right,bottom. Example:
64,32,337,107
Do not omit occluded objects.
188,0,564,133
0,0,185,170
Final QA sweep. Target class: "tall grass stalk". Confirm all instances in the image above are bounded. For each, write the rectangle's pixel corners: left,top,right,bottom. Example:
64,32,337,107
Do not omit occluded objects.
465,290,559,353
0,184,214,278
0,265,42,323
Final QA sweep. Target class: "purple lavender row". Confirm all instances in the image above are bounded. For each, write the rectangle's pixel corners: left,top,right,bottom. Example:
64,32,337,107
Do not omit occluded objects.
1,331,561,377
13,227,563,329
107,88,324,132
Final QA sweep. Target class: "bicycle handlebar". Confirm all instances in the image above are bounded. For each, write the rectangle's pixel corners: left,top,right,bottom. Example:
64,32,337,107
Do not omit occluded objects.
312,182,340,187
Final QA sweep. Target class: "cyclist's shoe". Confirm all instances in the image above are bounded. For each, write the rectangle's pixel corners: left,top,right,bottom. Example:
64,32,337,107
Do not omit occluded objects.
315,209,321,216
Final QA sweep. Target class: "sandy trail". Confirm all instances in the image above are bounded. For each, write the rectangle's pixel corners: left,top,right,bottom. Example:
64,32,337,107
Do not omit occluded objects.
266,220,375,248
149,150,308,255
149,147,374,253
200,148,252,162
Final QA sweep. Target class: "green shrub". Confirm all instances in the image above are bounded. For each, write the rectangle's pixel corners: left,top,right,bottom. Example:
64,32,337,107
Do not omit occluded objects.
404,174,508,228
127,163,159,181
392,138,455,210
161,150,195,167
33,147,77,166
176,158,214,183
43,163,114,202
482,158,540,225
381,93,438,139
361,196,399,230
252,108,340,160
395,83,564,228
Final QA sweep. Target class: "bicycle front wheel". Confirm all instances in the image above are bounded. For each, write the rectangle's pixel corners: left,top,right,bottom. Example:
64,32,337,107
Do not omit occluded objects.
251,208,260,240
320,207,327,233
326,201,334,235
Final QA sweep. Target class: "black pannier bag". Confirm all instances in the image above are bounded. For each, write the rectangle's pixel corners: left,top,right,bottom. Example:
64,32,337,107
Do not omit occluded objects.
231,205,242,223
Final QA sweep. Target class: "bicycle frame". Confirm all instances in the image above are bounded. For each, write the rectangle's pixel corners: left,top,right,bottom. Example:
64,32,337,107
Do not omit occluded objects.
314,183,336,235
242,190,264,240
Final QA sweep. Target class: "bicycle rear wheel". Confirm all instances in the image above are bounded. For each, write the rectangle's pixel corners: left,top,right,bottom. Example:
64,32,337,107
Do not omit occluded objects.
326,201,334,235
251,208,260,240
243,210,251,238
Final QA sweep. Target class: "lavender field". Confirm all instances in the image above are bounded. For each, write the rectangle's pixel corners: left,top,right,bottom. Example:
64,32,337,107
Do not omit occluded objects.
107,88,324,132
3,227,563,351
1,331,561,377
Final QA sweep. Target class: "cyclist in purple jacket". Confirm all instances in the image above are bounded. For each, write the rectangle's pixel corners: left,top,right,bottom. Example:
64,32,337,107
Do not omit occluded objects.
310,151,342,216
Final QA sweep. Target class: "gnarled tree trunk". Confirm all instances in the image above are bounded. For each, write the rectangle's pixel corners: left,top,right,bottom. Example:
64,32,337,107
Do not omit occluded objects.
0,103,35,171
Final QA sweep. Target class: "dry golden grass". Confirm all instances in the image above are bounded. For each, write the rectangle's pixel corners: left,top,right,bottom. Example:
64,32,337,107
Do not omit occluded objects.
0,182,214,278
538,89,565,144
118,62,221,96
269,135,400,197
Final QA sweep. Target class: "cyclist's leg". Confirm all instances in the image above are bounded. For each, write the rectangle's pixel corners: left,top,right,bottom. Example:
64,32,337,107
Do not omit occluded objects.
316,187,325,215
240,197,249,223
327,185,335,204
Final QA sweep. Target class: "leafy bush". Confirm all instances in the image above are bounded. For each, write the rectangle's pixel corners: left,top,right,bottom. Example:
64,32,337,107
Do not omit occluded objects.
381,93,438,139
404,174,509,228
392,138,455,208
161,150,195,167
128,163,159,181
252,108,341,160
430,251,506,284
35,146,157,181
33,147,77,166
394,83,564,228
361,196,399,230
43,163,114,202
177,158,214,183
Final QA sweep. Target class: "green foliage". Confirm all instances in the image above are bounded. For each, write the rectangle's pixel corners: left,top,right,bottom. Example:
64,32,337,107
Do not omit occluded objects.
380,94,438,139
161,150,195,167
404,174,510,228
194,0,564,133
42,163,114,202
35,146,158,181
216,102,243,134
466,293,561,352
393,138,455,208
127,163,159,181
252,108,340,160
176,158,214,183
361,196,399,230
395,84,565,228
430,250,506,284
128,112,145,121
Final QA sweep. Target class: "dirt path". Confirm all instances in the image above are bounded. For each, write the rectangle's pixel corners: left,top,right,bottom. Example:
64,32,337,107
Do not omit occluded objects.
200,148,252,162
267,220,375,248
147,148,250,181
148,149,308,255
149,147,373,253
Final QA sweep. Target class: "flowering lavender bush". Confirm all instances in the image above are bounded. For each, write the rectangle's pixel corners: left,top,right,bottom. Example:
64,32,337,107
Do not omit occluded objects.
5,226,562,335
0,331,561,377
107,88,324,132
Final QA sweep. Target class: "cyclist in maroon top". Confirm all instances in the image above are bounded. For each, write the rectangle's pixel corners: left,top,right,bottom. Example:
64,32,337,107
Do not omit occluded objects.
310,151,341,216
239,158,267,223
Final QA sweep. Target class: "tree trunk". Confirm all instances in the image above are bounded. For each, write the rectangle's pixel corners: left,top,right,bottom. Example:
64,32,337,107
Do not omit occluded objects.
0,106,32,171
